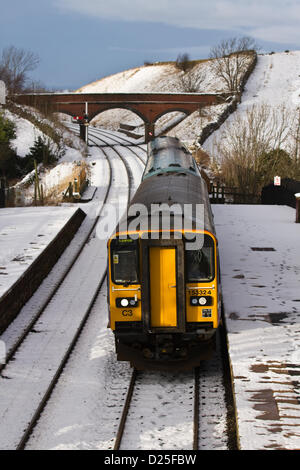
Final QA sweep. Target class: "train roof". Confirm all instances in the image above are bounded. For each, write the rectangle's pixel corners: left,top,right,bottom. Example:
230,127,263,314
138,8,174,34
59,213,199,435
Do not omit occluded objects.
142,136,200,180
115,171,216,237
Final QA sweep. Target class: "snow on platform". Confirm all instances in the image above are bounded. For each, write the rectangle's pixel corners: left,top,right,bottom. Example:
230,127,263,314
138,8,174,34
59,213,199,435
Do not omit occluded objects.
0,206,79,298
212,204,300,450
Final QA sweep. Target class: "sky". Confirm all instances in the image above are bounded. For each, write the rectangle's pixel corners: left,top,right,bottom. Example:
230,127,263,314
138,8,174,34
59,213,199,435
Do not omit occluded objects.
0,0,300,90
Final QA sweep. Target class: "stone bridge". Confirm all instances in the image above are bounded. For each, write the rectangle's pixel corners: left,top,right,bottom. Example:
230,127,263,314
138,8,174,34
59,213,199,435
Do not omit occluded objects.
14,92,230,142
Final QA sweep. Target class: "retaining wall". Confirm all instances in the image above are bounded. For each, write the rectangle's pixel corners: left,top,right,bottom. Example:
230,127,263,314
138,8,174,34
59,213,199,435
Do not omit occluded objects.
199,51,258,145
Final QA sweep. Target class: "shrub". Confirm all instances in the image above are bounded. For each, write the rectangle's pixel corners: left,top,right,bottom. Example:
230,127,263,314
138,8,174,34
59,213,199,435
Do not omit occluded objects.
24,136,58,172
0,112,18,177
176,53,192,72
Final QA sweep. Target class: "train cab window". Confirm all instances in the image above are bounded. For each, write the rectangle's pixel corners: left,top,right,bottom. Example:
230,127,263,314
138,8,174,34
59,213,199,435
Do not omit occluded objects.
185,235,215,282
111,239,139,284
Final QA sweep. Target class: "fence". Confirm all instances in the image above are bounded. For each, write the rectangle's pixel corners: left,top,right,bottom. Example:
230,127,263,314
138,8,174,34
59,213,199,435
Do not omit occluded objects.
0,178,5,207
209,183,260,204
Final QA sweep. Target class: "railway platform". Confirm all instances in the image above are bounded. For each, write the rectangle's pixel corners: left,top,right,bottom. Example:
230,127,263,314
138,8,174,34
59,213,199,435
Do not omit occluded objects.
213,204,300,450
0,206,85,332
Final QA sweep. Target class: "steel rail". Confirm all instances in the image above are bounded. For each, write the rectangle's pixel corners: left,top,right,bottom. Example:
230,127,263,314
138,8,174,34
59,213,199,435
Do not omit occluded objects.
0,151,111,376
193,367,200,450
113,368,138,450
14,136,133,449
112,367,201,451
67,124,147,168
89,127,147,163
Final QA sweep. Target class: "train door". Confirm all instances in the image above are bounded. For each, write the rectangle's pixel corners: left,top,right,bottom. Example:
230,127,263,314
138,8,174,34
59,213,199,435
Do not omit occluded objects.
141,238,185,332
149,247,177,327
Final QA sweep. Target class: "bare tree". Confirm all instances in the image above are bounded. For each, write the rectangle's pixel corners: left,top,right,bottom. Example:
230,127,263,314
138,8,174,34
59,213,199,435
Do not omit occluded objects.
0,45,40,94
178,65,206,93
176,53,192,72
211,103,294,194
209,36,258,93
288,107,300,164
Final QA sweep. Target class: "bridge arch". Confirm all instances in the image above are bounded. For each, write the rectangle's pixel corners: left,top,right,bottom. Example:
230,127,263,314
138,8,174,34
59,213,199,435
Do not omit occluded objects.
88,105,148,125
153,108,190,124
13,92,228,142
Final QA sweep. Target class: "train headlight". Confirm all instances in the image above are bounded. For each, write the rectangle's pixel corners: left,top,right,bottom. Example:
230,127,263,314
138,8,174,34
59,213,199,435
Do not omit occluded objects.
190,296,213,307
116,297,138,308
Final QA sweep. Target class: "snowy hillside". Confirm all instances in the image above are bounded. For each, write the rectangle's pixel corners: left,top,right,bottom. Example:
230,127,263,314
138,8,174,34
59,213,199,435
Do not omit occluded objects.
76,51,300,156
239,51,300,108
76,59,237,142
203,51,300,158
1,106,87,205
4,107,85,161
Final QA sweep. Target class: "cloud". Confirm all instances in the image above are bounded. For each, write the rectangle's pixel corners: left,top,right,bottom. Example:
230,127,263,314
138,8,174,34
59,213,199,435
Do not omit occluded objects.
108,45,211,55
55,0,300,44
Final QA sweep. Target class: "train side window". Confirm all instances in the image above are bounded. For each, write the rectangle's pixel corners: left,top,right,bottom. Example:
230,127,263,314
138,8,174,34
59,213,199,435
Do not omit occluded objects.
111,241,139,284
185,235,215,282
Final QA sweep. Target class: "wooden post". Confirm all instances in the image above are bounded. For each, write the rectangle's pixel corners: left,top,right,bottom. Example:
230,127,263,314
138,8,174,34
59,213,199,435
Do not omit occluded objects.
34,179,37,205
34,160,41,202
295,193,300,223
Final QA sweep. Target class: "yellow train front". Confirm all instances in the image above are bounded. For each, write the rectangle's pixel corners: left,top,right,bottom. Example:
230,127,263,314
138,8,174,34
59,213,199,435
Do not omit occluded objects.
107,136,221,370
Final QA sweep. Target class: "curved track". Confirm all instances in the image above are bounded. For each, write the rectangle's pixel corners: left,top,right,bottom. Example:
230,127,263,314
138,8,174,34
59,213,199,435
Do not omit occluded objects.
0,126,236,450
0,128,143,450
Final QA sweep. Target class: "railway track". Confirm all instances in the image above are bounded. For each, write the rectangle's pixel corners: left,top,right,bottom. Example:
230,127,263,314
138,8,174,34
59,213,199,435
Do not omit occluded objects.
0,130,145,450
0,149,112,375
0,126,237,450
68,123,147,163
112,331,230,450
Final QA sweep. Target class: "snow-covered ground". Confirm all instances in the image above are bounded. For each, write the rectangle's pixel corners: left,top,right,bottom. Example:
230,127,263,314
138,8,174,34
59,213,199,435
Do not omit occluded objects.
0,206,78,298
213,204,300,450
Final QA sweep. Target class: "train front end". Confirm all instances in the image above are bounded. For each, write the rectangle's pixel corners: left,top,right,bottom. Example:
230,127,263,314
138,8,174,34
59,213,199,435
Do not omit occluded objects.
108,229,220,370
107,136,221,370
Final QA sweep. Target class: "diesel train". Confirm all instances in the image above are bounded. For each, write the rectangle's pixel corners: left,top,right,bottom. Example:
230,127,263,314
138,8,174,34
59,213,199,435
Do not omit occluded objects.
107,136,221,370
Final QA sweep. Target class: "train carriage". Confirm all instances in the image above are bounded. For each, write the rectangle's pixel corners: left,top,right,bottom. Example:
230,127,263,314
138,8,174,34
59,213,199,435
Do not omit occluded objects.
107,136,221,370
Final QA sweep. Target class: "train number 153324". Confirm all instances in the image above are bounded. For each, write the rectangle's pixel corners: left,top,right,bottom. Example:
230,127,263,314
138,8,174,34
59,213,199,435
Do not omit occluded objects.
189,289,211,296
